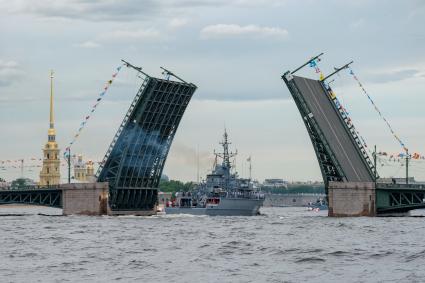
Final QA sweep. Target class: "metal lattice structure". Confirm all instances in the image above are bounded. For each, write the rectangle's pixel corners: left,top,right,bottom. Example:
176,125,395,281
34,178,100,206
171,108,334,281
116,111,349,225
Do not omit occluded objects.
97,62,197,211
0,188,62,208
376,183,425,213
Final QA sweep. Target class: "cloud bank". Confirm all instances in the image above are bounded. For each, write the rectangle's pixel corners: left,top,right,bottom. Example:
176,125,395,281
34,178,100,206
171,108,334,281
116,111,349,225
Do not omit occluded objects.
200,24,288,39
0,60,23,87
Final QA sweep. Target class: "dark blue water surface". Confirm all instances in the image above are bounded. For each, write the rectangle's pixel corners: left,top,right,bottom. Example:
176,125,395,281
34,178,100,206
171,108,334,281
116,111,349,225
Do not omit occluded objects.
1,206,425,282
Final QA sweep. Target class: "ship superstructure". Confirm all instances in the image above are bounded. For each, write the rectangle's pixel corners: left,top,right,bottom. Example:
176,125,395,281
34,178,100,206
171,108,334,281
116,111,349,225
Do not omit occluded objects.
165,130,264,216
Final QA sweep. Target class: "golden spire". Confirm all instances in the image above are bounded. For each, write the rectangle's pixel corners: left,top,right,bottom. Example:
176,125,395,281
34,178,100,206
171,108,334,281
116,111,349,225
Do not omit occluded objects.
48,70,56,140
39,69,61,187
50,70,54,129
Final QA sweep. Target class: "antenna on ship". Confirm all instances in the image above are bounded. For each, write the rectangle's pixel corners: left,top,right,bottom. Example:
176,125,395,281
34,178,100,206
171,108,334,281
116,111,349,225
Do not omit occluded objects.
20,159,24,179
247,155,252,181
196,144,200,184
212,151,218,170
217,128,237,169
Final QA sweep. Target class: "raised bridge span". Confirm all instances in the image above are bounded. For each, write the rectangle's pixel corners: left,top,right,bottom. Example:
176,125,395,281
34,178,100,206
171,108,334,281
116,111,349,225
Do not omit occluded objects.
282,55,425,216
96,62,197,214
0,61,196,215
286,75,375,184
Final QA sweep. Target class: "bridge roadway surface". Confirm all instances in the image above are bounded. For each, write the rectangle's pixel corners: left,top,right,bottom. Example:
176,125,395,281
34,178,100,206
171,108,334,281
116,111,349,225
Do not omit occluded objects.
293,76,373,182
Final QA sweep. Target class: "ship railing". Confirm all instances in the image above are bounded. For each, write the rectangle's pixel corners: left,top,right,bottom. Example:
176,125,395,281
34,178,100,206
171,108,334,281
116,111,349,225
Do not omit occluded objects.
226,191,265,200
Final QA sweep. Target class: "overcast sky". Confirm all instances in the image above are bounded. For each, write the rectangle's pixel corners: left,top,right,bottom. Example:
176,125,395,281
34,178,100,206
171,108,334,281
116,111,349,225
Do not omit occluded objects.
1,0,424,183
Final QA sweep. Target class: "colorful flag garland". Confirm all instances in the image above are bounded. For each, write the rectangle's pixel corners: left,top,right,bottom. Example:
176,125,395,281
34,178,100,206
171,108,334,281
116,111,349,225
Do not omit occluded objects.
323,81,373,159
347,67,408,153
64,64,124,157
309,59,325,80
378,151,425,161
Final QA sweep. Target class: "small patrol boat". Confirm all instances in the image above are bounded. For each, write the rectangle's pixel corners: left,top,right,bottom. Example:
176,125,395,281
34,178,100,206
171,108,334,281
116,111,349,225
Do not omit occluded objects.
307,198,328,211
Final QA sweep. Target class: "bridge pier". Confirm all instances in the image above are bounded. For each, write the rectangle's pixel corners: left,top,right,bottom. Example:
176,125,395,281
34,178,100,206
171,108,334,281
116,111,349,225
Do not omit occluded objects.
62,182,109,216
328,182,376,217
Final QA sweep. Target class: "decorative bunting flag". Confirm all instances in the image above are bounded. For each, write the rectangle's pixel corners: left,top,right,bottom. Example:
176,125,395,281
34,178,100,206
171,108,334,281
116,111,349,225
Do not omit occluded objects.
348,67,408,153
63,63,124,157
309,59,325,81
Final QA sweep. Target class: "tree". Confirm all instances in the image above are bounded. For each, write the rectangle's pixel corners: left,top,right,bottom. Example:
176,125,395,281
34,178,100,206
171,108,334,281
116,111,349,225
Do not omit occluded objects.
159,180,196,193
11,178,35,189
260,184,325,194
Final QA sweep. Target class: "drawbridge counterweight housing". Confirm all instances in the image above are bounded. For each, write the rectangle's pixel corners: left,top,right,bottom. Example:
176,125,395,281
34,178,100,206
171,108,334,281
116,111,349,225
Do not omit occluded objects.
97,64,197,213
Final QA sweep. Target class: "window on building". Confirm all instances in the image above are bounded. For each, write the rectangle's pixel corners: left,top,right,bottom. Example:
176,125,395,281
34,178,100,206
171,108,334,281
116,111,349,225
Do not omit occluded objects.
47,153,50,159
47,168,49,173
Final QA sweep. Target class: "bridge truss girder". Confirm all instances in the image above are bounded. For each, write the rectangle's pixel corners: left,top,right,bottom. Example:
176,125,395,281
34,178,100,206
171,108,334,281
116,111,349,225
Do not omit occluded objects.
0,189,62,208
376,184,425,214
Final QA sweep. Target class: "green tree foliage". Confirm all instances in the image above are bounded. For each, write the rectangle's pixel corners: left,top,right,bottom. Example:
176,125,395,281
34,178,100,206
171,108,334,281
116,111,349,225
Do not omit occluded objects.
261,184,325,194
0,177,6,182
159,180,196,193
11,178,34,189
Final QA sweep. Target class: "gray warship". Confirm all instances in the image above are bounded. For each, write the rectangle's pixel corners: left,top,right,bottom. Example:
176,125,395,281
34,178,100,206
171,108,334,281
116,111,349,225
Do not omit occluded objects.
165,130,265,216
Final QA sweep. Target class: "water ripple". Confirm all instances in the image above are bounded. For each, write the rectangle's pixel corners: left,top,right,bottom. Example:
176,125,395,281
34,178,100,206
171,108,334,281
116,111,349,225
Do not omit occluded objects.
1,206,425,282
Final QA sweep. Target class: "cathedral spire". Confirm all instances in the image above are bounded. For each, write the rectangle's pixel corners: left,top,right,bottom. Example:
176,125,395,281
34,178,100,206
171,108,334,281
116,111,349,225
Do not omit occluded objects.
50,70,54,129
48,70,56,142
40,69,61,186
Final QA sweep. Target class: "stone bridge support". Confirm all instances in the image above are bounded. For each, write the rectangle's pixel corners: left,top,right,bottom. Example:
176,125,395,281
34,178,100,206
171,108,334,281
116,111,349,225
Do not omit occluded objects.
328,182,376,217
61,182,109,216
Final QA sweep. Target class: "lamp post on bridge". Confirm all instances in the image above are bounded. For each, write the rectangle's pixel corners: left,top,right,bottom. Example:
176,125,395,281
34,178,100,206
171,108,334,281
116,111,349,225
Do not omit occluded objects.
406,149,409,185
67,148,71,184
373,145,378,185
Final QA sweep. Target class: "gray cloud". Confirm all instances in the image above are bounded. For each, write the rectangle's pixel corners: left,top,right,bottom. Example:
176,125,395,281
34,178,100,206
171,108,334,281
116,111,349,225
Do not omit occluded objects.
4,0,159,21
0,95,42,103
0,60,23,87
96,28,162,41
73,41,101,48
200,24,288,39
365,69,424,84
169,142,215,169
2,0,287,22
198,91,290,102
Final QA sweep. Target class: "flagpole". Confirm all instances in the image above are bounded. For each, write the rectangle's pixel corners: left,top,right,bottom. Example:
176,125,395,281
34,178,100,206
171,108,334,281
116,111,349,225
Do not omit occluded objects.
68,148,71,184
196,144,199,184
406,149,409,185
248,156,252,181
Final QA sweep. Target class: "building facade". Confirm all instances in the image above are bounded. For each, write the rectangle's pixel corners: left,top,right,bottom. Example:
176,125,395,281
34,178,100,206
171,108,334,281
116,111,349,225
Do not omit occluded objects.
74,154,95,182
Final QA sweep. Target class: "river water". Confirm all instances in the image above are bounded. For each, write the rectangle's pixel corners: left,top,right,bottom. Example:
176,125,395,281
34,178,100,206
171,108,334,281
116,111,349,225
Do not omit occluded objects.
1,206,425,282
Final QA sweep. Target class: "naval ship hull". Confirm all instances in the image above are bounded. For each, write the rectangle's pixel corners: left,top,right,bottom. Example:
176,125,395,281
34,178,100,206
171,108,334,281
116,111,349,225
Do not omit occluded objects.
165,198,264,216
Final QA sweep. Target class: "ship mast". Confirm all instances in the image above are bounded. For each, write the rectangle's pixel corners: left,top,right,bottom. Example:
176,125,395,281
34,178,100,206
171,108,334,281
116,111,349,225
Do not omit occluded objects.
213,129,237,191
215,129,237,170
